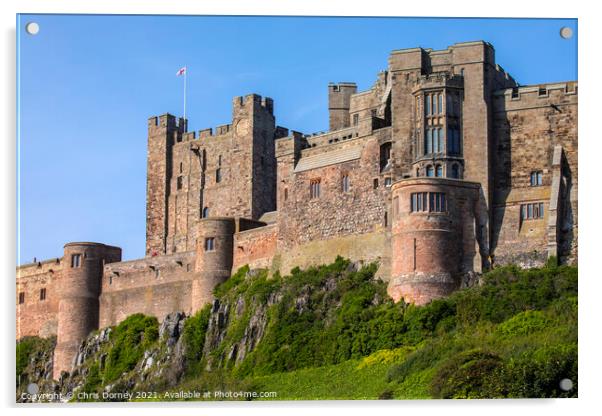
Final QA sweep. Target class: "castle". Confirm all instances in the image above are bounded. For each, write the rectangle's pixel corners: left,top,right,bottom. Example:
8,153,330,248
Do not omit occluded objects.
16,41,578,380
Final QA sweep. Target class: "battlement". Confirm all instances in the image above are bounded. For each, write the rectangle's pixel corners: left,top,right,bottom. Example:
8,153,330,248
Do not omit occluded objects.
102,251,195,292
412,71,464,92
17,257,62,274
147,113,187,132
233,93,274,114
494,81,578,101
303,126,360,149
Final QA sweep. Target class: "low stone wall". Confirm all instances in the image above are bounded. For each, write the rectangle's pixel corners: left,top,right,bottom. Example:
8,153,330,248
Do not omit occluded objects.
99,252,196,327
16,260,62,339
274,230,389,279
232,224,278,271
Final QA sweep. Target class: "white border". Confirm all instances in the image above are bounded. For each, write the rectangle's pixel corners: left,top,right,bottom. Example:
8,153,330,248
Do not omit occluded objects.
1,1,598,416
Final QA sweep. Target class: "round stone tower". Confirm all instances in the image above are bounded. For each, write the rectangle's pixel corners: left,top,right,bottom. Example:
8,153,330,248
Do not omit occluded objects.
388,178,482,305
53,242,121,379
191,218,236,312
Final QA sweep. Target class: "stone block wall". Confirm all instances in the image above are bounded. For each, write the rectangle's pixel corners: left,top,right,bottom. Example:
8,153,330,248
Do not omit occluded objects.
99,251,196,327
16,259,62,338
492,82,578,266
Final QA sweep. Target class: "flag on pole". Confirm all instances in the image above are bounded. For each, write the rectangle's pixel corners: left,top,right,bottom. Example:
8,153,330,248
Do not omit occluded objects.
176,66,187,76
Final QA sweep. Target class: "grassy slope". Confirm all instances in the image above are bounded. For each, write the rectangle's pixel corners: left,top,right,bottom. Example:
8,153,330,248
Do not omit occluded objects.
172,259,577,400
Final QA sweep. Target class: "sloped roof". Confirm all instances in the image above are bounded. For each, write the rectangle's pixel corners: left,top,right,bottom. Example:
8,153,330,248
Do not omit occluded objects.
294,146,363,173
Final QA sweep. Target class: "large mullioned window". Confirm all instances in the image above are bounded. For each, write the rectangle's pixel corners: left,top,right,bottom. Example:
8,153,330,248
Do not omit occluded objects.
411,192,447,213
521,202,545,220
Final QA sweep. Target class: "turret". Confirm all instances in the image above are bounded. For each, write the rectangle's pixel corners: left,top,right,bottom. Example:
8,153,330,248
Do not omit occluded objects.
53,242,121,379
191,218,236,312
388,178,484,305
146,113,187,257
328,82,357,131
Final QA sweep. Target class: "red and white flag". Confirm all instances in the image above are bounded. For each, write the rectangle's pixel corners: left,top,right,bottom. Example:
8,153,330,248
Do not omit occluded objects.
176,66,187,76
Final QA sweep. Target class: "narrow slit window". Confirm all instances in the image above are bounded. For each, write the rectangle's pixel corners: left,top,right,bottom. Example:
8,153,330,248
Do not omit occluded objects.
40,288,46,301
19,292,25,304
342,175,350,192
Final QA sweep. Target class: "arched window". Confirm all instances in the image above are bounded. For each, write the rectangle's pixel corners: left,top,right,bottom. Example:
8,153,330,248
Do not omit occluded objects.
202,207,209,218
435,164,443,177
426,165,434,177
451,164,460,179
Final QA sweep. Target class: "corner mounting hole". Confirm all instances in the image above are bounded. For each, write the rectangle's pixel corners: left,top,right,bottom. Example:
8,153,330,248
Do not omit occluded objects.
26,22,40,35
560,27,573,39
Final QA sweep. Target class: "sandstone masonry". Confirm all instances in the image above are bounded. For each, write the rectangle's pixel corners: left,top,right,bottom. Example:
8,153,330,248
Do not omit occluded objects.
16,41,578,379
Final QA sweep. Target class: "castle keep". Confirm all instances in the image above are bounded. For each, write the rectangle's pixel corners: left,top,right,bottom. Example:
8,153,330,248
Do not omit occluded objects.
16,41,578,379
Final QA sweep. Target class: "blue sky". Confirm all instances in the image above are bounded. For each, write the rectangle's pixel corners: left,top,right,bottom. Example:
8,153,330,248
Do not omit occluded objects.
16,15,577,264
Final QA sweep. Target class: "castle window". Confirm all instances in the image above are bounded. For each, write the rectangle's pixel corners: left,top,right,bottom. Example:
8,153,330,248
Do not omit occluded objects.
426,94,431,115
284,188,288,201
437,94,443,114
380,142,392,172
202,207,209,218
19,292,25,304
511,87,519,99
448,128,461,155
373,178,379,189
177,176,183,190
384,177,392,187
538,86,547,97
342,175,350,193
416,168,420,177
40,288,46,301
426,165,434,177
371,109,377,118
310,179,321,199
521,202,545,220
435,165,443,177
71,254,81,268
384,212,388,227
393,196,399,218
411,192,428,212
425,129,433,154
187,264,191,272
530,171,543,186
353,114,359,126
179,162,183,173
435,128,443,153
205,237,215,251
429,192,447,212
215,168,222,183
451,164,460,179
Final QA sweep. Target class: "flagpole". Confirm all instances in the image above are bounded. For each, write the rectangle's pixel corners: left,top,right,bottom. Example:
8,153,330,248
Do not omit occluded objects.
183,65,187,122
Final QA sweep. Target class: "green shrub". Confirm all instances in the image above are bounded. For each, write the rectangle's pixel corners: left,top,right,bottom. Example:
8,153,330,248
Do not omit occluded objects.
496,310,550,337
430,349,503,398
182,305,212,375
104,314,159,382
214,265,250,298
16,336,54,384
500,344,578,398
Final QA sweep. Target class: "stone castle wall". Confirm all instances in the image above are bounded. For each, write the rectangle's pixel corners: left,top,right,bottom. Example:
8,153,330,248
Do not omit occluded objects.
17,41,578,380
16,259,62,339
491,82,578,266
